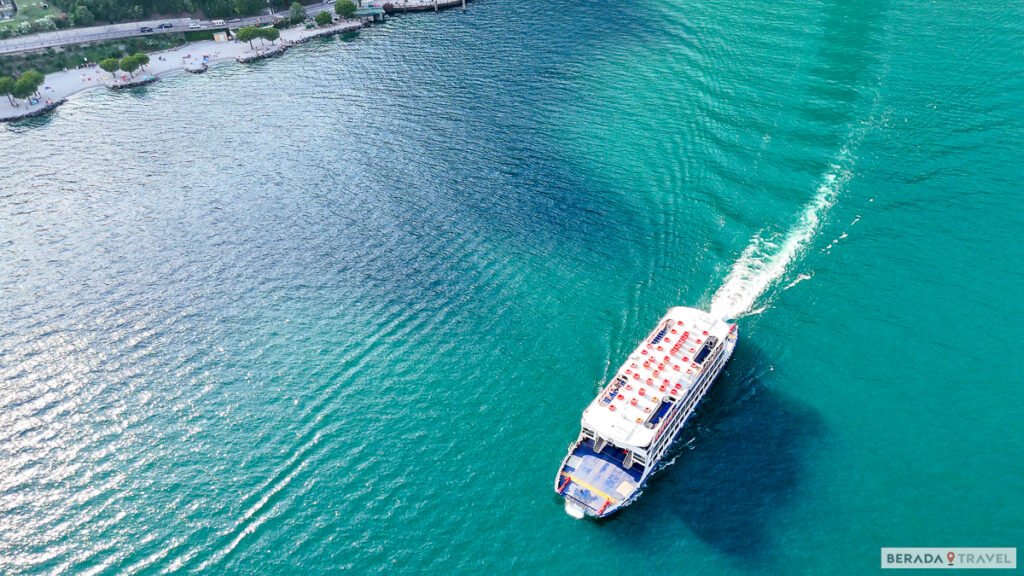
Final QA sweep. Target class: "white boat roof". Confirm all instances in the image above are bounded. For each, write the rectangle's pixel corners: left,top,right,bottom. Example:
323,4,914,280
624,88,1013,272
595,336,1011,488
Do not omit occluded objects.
581,306,733,450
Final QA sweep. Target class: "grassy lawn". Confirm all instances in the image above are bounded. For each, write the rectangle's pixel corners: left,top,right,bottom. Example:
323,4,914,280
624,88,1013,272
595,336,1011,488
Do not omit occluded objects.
0,0,63,30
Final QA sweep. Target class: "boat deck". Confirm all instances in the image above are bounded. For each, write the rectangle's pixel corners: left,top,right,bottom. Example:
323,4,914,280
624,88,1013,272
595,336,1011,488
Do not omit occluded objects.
558,438,643,515
583,308,732,449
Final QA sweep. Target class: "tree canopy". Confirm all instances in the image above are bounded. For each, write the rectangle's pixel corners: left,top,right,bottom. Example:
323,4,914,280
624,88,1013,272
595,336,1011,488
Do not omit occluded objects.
0,76,15,104
289,2,306,23
99,57,120,75
261,27,280,44
119,55,142,77
235,25,259,48
73,6,95,26
334,0,356,18
10,71,44,100
233,0,265,16
10,78,35,100
314,10,332,26
237,25,281,48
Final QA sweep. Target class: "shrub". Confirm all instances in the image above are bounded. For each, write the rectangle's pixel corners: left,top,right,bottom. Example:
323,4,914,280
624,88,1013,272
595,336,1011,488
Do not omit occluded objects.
334,0,356,18
74,6,96,27
32,17,58,32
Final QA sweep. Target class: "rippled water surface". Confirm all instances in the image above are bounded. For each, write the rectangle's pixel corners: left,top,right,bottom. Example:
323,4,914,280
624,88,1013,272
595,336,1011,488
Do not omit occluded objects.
2,0,1022,574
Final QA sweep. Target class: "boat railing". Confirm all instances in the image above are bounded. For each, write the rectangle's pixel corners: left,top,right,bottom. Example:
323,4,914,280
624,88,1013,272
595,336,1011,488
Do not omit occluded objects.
648,344,727,461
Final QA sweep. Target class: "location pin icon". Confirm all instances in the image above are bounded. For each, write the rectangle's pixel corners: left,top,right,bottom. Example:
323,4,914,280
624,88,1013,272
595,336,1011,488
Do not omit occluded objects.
947,551,956,565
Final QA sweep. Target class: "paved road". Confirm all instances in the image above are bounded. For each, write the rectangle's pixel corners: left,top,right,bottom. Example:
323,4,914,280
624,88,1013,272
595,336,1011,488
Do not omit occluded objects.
0,2,337,55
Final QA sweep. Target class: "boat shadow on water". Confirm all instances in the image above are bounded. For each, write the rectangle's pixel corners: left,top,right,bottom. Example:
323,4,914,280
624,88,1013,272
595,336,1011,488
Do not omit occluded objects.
600,341,827,564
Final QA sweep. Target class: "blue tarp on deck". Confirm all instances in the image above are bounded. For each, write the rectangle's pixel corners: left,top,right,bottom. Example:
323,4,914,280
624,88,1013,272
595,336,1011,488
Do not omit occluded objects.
559,439,643,512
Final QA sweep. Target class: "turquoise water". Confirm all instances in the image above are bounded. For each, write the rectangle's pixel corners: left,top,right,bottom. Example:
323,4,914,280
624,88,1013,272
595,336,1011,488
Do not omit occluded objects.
2,0,1022,573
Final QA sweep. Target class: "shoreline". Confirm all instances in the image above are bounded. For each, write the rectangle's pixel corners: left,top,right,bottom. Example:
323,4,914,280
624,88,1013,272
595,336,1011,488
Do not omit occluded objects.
1,15,386,123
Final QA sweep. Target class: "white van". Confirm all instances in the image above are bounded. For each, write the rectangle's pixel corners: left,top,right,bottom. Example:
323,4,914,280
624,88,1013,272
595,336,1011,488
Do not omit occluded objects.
211,19,226,26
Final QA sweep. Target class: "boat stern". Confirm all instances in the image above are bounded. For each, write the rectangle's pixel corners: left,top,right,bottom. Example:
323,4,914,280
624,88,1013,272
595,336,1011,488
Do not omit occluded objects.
563,499,587,519
554,438,643,519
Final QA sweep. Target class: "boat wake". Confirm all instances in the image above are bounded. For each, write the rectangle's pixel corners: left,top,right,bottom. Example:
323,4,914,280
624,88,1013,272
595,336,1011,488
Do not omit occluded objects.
709,145,855,321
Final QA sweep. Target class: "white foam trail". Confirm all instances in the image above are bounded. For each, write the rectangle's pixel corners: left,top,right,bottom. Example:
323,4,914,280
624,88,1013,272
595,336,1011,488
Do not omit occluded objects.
709,146,854,320
783,272,813,291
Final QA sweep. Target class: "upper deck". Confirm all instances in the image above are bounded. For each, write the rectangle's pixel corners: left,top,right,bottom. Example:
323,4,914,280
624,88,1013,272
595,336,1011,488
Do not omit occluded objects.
581,307,734,449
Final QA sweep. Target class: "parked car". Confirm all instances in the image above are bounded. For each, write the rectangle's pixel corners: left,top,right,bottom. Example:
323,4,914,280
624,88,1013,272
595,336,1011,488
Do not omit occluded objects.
157,22,173,29
139,26,154,32
188,22,203,29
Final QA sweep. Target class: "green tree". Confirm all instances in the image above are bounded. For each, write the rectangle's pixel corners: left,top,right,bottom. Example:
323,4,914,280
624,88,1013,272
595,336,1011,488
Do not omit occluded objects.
0,76,15,106
99,57,121,77
334,0,355,18
196,0,234,19
314,10,331,26
288,1,305,23
74,6,96,27
11,71,44,103
133,52,150,70
259,27,280,45
18,70,44,96
235,25,259,48
233,0,264,16
10,78,35,102
119,55,141,78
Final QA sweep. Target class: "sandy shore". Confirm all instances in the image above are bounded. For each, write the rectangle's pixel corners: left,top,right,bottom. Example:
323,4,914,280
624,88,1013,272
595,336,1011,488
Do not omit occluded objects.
0,20,363,122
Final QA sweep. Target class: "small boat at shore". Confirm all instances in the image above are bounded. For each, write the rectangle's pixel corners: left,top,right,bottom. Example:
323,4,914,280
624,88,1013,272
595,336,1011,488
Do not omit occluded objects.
554,306,737,519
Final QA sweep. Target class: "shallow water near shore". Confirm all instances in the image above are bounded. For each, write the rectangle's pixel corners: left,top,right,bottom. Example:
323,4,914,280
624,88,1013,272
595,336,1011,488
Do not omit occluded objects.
1,0,1022,573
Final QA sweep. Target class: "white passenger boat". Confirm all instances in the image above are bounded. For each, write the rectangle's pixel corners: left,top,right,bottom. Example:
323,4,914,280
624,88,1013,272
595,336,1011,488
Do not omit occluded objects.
555,306,737,519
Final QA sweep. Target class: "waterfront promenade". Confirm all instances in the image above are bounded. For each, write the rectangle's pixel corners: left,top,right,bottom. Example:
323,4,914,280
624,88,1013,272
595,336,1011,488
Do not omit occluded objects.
0,0,471,122
0,19,364,121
